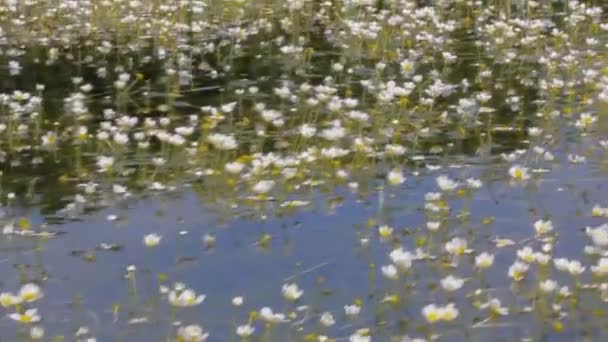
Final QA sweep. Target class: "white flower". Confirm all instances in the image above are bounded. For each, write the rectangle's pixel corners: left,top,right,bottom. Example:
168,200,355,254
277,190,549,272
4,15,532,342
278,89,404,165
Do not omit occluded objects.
528,127,543,137
567,260,585,276
332,62,344,72
554,258,570,272
236,324,255,337
425,192,442,201
175,126,194,136
592,205,608,217
113,132,129,145
207,133,237,150
282,283,303,301
575,113,597,129
321,147,349,159
481,298,509,316
441,303,459,321
466,178,483,189
509,165,530,181
252,180,275,195
534,252,551,265
225,162,245,174
517,247,536,263
259,307,287,323
143,233,162,247
202,234,216,247
445,237,468,256
9,308,40,324
422,304,441,323
426,221,440,231
423,304,458,323
440,275,464,292
539,279,558,293
381,264,398,280
168,288,205,307
41,131,58,147
299,124,317,138
112,184,127,194
320,125,346,140
475,252,494,269
385,144,406,156
98,126,113,138
75,326,90,336
534,220,553,235
389,248,413,270
221,102,237,113
387,169,405,186
319,312,335,327
232,296,244,306
592,258,608,276
261,109,284,126
30,326,44,339
280,200,310,208
96,156,114,173
19,283,43,302
0,292,22,308
378,225,393,239
436,175,458,191
282,168,298,179
344,304,361,316
149,182,166,191
508,261,529,281
349,329,371,342
587,224,608,247
177,325,209,342
9,60,22,75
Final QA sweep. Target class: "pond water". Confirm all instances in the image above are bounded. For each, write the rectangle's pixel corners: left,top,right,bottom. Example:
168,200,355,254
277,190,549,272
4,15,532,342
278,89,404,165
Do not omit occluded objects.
2,0,608,341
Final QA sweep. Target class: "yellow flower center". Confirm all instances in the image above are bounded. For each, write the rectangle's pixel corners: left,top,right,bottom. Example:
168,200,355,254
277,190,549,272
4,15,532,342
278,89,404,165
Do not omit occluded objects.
442,311,456,321
379,229,392,238
427,312,440,323
513,169,523,180
22,293,36,302
0,297,13,307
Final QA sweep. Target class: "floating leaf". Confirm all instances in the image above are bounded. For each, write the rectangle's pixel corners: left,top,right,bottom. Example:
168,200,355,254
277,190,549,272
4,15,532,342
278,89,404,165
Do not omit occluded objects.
482,217,495,225
494,238,515,248
552,321,564,333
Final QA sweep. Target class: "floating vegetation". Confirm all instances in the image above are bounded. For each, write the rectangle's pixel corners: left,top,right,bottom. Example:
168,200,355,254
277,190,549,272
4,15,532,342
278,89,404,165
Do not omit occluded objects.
2,0,608,341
